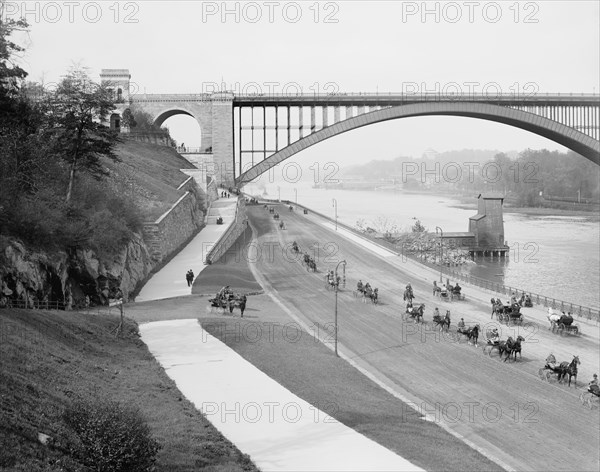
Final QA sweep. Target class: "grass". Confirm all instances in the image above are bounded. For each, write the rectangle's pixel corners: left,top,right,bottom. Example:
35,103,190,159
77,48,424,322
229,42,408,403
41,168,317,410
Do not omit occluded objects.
201,317,505,472
105,139,199,221
0,308,258,472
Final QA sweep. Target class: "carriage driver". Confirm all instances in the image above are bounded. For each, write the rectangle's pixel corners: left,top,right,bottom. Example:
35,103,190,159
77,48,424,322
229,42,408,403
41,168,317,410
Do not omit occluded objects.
490,328,500,344
357,280,363,292
457,318,465,329
433,307,440,318
545,353,557,370
588,374,600,395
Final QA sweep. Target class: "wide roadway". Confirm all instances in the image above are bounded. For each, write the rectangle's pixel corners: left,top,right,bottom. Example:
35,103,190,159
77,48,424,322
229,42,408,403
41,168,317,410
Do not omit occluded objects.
249,203,600,472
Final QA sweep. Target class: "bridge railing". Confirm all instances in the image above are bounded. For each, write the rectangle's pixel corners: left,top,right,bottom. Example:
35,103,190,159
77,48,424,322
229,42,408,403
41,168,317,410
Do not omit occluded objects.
234,92,600,102
256,197,600,324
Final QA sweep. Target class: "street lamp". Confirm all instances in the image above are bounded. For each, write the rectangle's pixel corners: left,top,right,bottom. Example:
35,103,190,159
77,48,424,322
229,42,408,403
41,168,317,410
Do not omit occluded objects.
294,188,298,204
334,259,347,357
435,226,443,283
332,198,338,230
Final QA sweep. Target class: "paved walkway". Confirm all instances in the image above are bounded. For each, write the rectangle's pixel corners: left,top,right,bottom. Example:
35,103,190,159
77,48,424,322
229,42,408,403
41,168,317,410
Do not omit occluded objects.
136,197,238,302
140,319,425,472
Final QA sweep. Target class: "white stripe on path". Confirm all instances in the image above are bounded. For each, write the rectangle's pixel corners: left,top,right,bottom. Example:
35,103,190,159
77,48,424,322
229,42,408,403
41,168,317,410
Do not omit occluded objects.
140,319,425,472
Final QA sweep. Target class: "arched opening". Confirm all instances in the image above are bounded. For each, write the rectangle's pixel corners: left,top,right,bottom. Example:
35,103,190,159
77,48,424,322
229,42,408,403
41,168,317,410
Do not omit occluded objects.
109,113,121,131
155,109,203,153
117,87,123,102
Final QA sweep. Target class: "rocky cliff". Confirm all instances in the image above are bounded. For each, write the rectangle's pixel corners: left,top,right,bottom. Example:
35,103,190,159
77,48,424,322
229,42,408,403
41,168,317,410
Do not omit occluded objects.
0,232,154,309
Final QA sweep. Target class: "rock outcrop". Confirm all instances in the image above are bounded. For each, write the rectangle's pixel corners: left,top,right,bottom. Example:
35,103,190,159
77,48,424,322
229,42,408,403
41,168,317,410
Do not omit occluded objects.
0,232,154,308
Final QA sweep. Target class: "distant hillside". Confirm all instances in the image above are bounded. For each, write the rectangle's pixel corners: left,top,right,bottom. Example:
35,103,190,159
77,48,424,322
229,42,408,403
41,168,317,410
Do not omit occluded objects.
106,140,198,221
339,149,506,179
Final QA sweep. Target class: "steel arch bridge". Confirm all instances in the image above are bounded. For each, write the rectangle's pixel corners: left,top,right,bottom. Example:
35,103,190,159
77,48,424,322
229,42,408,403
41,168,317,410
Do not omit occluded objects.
233,93,600,187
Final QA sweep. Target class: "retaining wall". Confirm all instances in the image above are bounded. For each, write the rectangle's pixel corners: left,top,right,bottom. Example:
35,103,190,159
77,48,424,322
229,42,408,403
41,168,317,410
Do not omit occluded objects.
142,191,203,263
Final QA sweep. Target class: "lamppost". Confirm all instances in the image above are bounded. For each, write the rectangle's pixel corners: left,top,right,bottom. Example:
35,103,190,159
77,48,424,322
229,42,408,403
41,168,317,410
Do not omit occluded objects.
294,188,298,204
334,259,347,357
332,198,338,230
435,226,443,283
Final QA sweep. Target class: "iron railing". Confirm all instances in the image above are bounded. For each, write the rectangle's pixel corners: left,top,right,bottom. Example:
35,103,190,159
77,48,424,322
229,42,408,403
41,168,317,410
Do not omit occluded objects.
266,198,600,324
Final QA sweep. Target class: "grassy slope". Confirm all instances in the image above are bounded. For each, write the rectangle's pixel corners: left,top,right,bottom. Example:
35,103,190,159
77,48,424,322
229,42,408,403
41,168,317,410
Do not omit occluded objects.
105,139,198,221
0,309,258,472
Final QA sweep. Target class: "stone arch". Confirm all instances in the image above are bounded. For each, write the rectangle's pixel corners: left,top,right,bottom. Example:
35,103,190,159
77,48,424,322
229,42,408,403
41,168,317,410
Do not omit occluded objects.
236,102,600,186
109,113,121,131
152,108,206,150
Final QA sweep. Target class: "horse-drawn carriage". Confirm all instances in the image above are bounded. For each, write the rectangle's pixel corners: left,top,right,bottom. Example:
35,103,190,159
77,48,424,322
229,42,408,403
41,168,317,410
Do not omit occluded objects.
354,282,378,304
432,311,451,331
482,328,525,361
273,213,280,220
538,354,580,386
580,386,600,409
433,281,464,302
302,253,317,272
404,303,425,323
455,323,479,347
208,292,246,315
547,309,580,336
492,299,523,325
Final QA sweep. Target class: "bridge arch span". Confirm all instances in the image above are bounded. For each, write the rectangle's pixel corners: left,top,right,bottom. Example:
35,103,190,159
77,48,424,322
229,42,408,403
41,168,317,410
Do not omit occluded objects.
236,102,600,186
153,107,196,128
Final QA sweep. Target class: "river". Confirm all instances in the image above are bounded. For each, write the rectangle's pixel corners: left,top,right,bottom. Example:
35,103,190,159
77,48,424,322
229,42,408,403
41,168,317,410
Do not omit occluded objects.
245,182,600,310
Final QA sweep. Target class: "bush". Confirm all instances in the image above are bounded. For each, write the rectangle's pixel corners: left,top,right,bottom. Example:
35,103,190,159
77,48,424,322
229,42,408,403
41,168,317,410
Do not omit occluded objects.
63,398,161,472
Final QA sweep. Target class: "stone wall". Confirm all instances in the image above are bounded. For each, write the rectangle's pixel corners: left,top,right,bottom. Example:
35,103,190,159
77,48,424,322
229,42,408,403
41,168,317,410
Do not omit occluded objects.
205,198,247,264
142,191,203,263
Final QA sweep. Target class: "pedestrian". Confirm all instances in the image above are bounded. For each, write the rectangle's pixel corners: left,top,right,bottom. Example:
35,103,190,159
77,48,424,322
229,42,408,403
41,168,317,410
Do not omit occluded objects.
189,269,194,285
240,295,247,317
185,270,192,287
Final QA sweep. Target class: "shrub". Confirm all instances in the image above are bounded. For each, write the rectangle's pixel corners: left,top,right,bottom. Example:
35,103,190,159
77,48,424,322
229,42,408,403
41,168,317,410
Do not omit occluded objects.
63,398,161,472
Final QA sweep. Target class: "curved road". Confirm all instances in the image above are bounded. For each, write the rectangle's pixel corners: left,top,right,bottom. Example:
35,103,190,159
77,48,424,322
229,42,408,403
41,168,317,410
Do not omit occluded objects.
249,203,600,472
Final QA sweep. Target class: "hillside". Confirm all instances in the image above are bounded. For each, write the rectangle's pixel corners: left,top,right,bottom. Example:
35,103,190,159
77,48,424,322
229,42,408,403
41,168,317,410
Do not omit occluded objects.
0,308,257,471
106,139,199,221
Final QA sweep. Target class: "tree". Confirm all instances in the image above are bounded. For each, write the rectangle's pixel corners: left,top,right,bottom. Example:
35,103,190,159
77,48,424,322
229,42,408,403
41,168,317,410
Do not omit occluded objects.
0,7,28,104
412,219,427,232
44,67,120,203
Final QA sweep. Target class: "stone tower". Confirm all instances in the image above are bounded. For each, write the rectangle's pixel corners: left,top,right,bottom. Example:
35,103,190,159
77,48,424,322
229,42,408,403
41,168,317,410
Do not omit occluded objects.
468,193,506,249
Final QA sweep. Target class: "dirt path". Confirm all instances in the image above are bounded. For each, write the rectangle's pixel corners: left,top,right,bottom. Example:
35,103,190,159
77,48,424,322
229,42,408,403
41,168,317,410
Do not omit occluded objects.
249,204,600,472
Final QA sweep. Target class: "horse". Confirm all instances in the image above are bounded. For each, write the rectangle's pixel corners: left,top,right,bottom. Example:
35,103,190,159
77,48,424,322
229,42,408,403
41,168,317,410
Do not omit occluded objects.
369,288,379,305
308,259,317,272
404,303,425,323
547,312,561,331
432,313,450,332
363,285,373,304
500,336,525,362
403,286,414,303
292,242,299,254
279,221,285,229
456,324,479,347
433,281,441,297
557,355,580,387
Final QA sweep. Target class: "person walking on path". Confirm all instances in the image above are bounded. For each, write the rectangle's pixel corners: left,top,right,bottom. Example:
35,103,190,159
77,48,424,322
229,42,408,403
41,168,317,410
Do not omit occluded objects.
186,269,195,287
240,294,247,317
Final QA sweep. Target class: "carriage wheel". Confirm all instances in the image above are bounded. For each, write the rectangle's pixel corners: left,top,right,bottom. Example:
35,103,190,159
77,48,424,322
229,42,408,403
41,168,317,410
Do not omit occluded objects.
546,371,556,383
538,368,546,380
579,391,589,406
558,323,565,336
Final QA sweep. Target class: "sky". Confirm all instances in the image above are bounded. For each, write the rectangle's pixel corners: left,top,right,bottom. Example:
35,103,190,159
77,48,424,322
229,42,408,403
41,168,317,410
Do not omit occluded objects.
4,0,599,167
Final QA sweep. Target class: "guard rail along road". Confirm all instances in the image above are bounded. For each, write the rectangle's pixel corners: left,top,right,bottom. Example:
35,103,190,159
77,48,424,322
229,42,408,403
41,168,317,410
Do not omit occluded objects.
262,197,599,324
